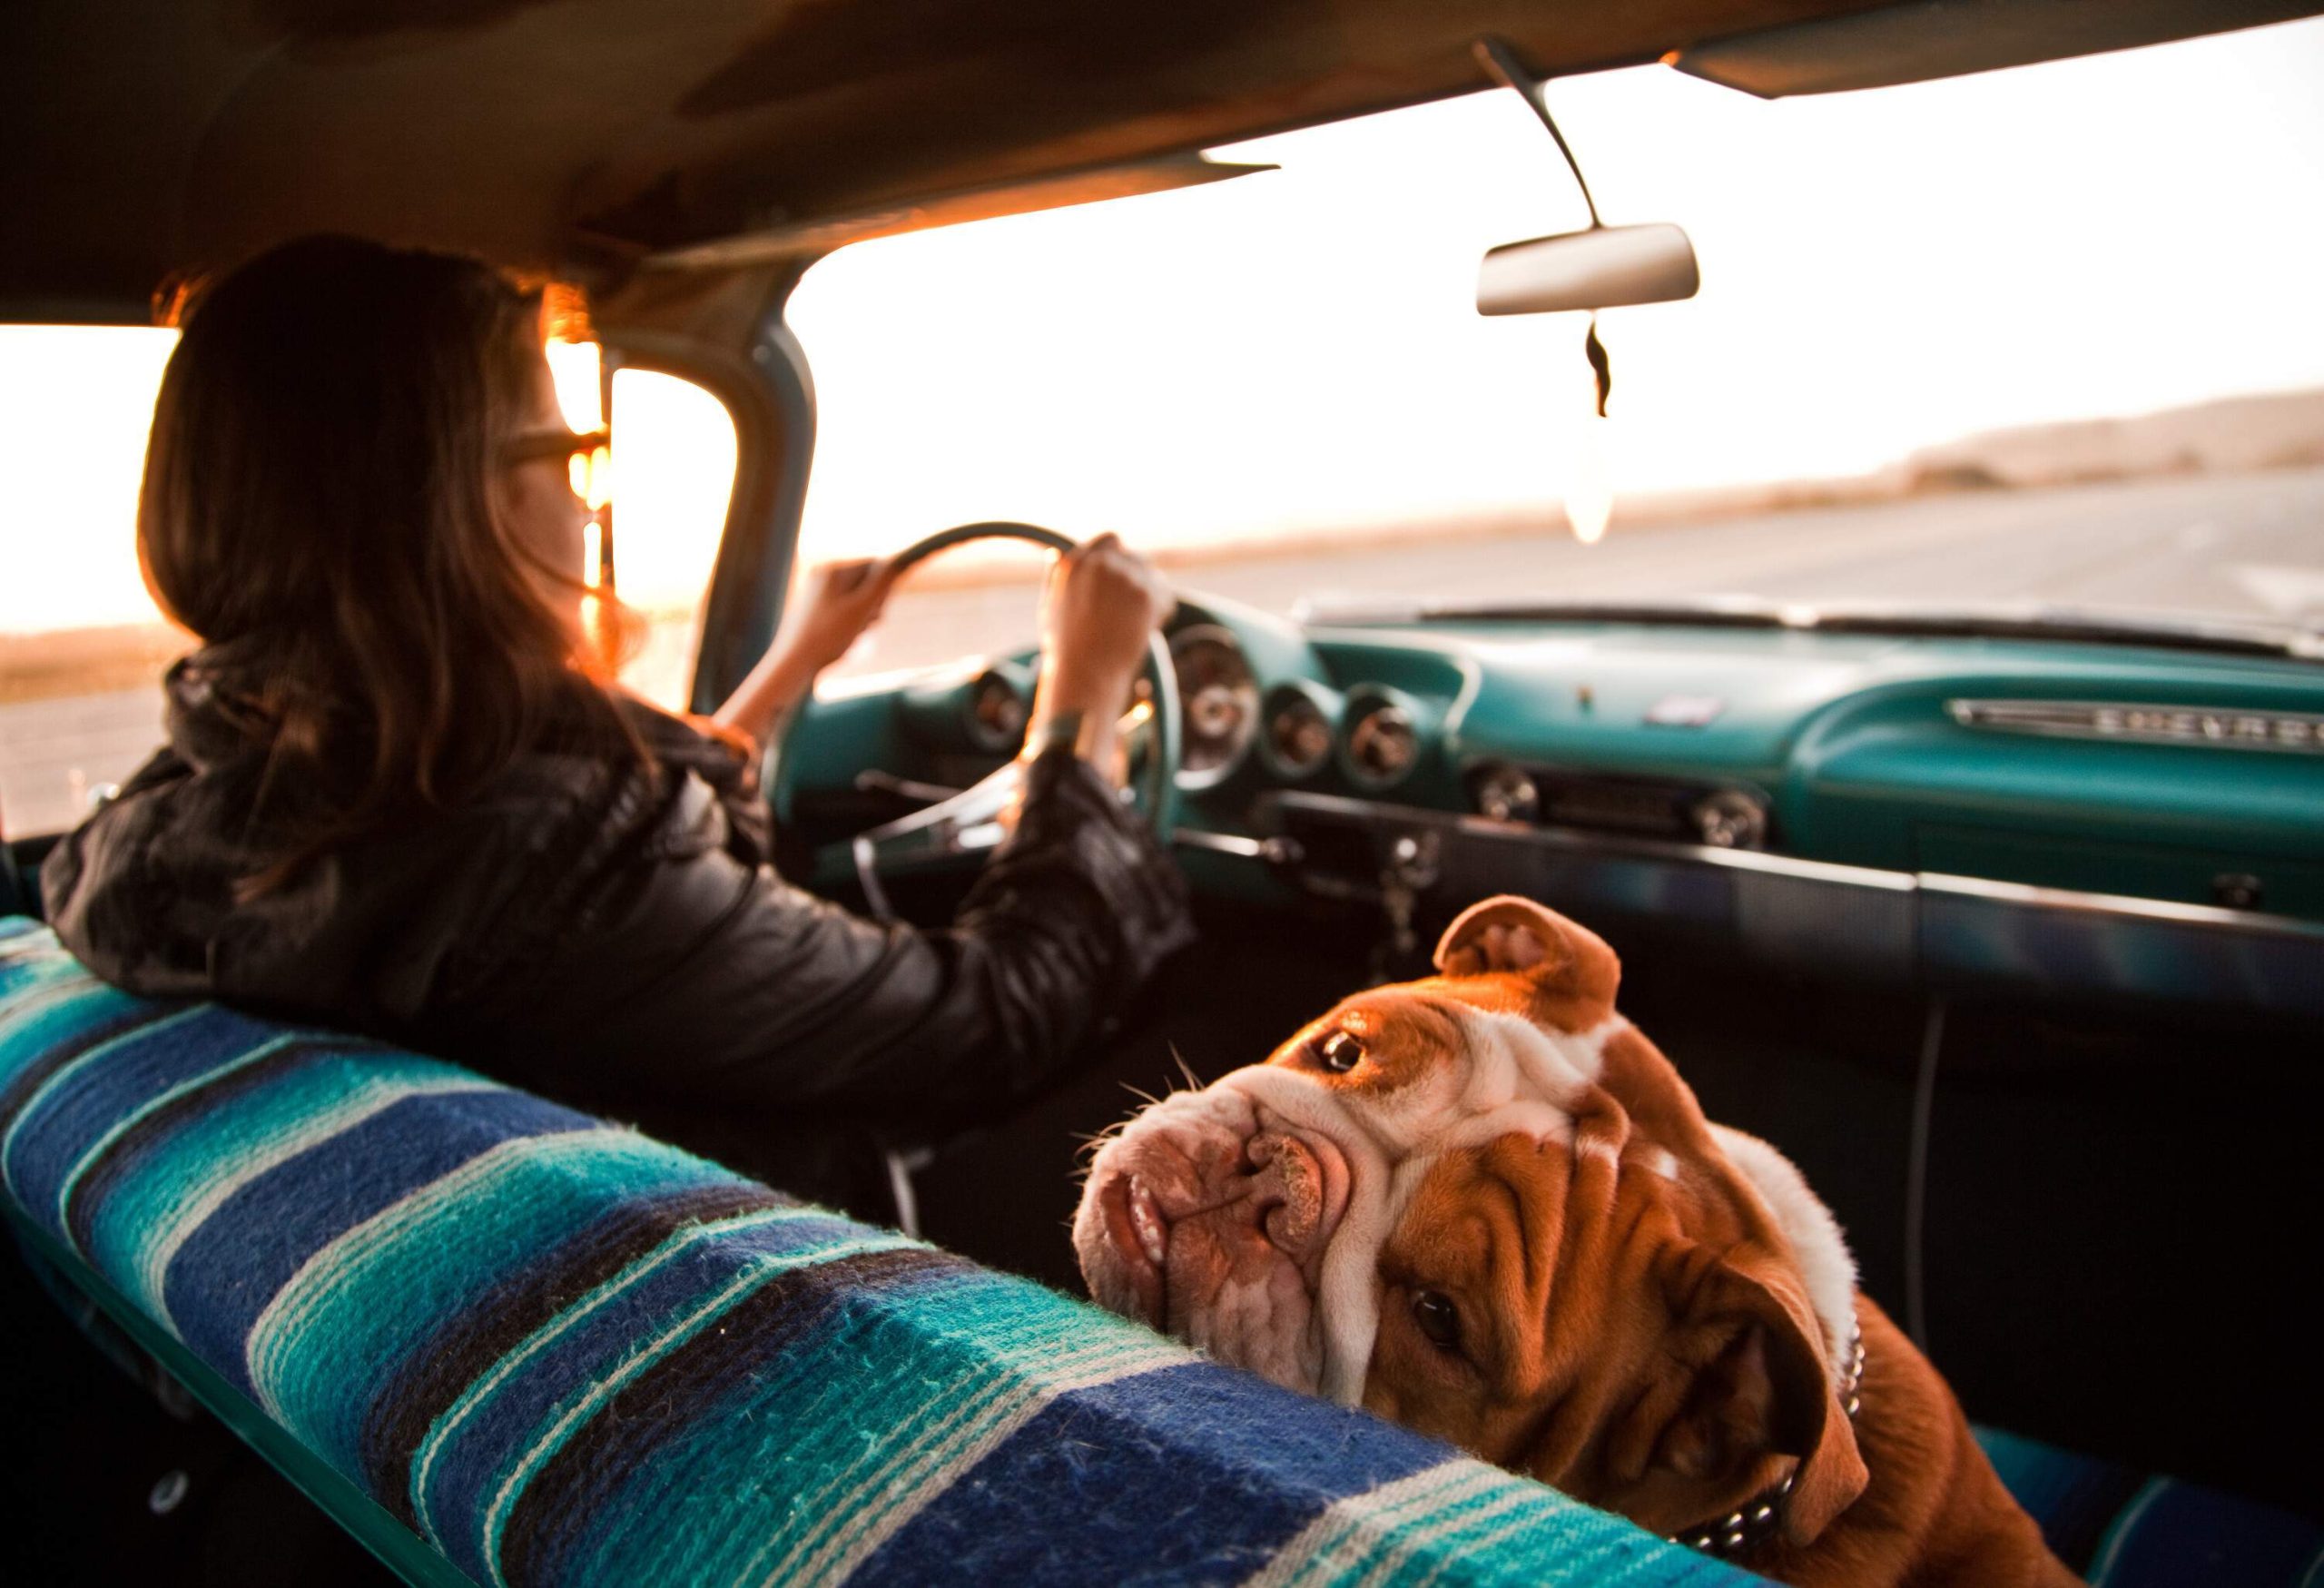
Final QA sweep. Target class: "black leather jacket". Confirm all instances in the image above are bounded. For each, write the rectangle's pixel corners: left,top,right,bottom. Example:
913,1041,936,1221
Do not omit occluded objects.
42,654,1194,1207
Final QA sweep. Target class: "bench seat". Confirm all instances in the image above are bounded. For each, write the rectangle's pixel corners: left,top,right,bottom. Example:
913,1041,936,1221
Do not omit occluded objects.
0,919,1750,1587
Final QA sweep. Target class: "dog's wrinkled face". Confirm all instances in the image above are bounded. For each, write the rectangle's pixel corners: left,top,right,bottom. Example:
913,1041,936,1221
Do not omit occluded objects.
1075,895,1870,1544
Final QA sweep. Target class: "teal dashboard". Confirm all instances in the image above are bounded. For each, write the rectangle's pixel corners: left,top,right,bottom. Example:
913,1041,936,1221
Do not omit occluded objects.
777,592,2324,1021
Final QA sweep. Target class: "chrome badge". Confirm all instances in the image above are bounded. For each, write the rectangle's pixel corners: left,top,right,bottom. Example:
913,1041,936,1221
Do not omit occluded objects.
1947,699,2324,754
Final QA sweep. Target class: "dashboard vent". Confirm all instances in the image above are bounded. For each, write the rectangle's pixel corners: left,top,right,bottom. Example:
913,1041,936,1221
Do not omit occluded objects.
1466,763,1771,850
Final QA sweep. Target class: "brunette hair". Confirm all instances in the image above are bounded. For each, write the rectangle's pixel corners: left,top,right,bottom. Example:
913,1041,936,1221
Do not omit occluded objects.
139,234,642,891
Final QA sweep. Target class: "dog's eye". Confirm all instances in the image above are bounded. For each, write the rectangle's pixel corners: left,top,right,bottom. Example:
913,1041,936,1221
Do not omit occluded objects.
1313,1030,1366,1073
1412,1289,1462,1351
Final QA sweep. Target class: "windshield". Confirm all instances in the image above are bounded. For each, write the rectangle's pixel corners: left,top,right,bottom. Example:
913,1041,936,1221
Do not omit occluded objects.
788,17,2324,679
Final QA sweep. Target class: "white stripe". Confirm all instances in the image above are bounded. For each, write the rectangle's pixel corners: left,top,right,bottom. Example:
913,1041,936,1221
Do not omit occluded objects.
1242,1462,1505,1588
777,1334,1187,1588
477,1232,918,1588
1403,1485,1554,1588
136,1074,495,1328
0,967,111,1051
409,1204,826,1551
0,1005,208,1204
1357,1487,1542,1588
0,970,106,1084
51,1033,302,1254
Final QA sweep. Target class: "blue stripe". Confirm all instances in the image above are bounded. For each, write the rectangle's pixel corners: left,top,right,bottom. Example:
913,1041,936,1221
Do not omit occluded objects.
859,1360,1452,1586
64,1038,366,1262
3,1004,237,1218
413,1208,869,1583
76,1049,460,1316
164,1087,597,1395
504,1245,970,1588
258,1130,733,1484
357,1176,786,1523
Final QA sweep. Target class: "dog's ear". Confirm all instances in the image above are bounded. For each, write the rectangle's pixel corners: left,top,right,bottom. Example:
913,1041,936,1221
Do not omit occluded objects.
1432,894,1620,1014
1620,1253,1867,1547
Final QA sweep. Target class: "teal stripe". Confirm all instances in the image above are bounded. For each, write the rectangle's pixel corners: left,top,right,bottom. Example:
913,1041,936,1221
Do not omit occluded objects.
409,1203,828,1552
82,1056,485,1324
603,1270,1190,1588
245,1127,728,1480
1,1004,207,1202
476,1229,921,1588
1250,1458,1712,1588
0,967,126,1091
51,1032,303,1254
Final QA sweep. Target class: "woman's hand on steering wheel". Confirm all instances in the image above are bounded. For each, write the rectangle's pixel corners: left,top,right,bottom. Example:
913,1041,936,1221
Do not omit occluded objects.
783,556,903,672
714,556,901,743
1027,533,1176,777
772,521,1183,921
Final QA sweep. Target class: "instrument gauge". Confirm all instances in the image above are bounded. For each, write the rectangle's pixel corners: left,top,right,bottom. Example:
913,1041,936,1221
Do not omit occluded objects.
1269,697,1332,777
1344,696,1421,786
1168,625,1260,788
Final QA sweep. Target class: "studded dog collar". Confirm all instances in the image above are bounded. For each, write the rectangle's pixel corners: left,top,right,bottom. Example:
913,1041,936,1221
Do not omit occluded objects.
1669,1317,1866,1560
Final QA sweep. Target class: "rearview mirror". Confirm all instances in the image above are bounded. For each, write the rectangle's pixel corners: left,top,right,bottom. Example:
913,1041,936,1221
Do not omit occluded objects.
1477,222,1700,317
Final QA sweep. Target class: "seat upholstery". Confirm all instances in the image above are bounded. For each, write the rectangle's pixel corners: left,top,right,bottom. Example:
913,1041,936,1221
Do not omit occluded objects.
1973,1427,2324,1588
0,919,1750,1588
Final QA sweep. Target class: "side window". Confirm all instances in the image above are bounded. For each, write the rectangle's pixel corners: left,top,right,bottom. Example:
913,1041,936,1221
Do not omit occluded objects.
0,328,736,840
0,327,182,837
544,340,740,712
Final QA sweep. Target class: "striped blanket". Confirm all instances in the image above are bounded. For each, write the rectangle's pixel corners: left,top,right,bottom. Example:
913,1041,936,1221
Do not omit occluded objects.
0,918,1748,1587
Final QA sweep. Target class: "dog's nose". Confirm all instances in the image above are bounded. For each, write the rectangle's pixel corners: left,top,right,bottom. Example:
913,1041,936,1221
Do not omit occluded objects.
1246,1130,1326,1259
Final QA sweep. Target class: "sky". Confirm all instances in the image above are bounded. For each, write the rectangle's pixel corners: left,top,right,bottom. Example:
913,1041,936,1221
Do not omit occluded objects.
4,15,2321,634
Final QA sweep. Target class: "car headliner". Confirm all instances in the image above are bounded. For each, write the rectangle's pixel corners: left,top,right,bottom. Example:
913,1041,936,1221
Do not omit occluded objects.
5,0,2315,327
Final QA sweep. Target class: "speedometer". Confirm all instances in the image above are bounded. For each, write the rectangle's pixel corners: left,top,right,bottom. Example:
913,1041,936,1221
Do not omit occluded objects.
1169,625,1260,788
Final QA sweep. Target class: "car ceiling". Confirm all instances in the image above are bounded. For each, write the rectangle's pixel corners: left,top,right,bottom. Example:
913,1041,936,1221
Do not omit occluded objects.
5,0,2316,323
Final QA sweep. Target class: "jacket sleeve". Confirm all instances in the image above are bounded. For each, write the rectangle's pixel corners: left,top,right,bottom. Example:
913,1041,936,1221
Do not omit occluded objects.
442,745,1194,1127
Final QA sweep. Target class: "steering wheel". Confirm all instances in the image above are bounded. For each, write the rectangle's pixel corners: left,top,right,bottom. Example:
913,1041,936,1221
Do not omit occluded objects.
816,521,1182,922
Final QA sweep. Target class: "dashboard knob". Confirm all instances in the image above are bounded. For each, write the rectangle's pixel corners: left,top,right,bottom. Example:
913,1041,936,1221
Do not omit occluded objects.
1473,764,1541,824
2212,873,2264,911
1691,790,1769,850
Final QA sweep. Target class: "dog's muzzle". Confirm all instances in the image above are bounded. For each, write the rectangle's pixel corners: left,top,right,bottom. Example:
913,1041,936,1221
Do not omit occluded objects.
1074,1080,1363,1396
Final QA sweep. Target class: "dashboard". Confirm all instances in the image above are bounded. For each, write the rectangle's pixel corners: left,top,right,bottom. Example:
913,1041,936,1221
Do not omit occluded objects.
777,590,2324,1020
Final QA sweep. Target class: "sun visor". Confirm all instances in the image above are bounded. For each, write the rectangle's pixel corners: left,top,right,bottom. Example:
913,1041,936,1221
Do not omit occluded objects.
1670,0,2323,96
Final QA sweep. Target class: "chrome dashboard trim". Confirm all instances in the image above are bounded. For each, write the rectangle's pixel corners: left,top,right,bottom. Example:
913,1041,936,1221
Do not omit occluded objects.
1946,697,2324,754
1257,792,2324,1018
1915,871,2324,936
1294,596,2324,663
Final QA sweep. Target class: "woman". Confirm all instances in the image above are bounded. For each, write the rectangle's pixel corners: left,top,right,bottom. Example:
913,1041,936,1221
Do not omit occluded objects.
40,235,1194,1216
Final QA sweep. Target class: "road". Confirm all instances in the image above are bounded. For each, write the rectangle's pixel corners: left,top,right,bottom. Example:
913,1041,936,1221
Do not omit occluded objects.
6,466,2319,838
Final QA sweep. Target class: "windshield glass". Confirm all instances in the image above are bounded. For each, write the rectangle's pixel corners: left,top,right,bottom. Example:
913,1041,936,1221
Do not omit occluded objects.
788,17,2324,679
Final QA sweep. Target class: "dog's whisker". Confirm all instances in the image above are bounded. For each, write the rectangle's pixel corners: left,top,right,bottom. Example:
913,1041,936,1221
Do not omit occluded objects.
1168,1043,1206,1091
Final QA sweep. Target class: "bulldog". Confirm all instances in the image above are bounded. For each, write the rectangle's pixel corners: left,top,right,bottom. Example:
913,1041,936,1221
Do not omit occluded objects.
1074,895,2077,1587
